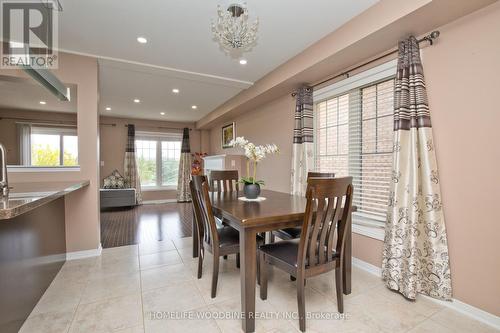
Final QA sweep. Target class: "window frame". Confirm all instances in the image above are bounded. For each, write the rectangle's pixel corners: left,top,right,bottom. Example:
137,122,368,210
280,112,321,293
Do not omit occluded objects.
313,60,397,240
135,131,182,191
30,125,78,167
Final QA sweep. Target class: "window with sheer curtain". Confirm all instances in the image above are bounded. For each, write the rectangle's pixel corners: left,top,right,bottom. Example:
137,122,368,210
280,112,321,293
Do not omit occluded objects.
314,63,395,228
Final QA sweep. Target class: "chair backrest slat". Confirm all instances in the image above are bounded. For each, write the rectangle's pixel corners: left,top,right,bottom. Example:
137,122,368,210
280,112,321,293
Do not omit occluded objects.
209,170,239,193
298,177,353,270
190,175,219,249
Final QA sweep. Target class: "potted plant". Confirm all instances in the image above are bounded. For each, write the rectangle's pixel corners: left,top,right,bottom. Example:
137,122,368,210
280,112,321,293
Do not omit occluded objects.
229,137,279,199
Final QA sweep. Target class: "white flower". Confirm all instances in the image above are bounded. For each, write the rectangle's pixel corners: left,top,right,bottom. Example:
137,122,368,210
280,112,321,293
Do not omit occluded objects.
230,137,279,163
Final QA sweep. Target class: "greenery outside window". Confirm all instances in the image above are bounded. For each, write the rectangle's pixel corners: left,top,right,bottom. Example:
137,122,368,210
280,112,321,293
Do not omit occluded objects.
29,126,78,166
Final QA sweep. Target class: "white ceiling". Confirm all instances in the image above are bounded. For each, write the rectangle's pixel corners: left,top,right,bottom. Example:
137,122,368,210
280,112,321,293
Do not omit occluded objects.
0,75,77,113
56,0,378,122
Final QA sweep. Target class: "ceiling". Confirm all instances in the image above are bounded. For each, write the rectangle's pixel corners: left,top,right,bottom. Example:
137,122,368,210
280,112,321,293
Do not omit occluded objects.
0,75,77,113
56,0,378,122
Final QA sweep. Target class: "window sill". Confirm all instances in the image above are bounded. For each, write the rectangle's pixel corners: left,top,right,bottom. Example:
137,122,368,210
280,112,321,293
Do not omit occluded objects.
7,166,81,172
141,186,177,192
352,213,385,241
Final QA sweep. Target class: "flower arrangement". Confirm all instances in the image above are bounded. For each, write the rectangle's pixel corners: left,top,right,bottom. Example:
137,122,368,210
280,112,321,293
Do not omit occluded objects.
229,137,279,186
191,152,207,175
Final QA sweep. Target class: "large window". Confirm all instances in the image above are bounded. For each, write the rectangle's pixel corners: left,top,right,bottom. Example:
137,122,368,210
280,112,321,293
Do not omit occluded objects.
136,133,181,189
29,126,78,166
314,62,395,227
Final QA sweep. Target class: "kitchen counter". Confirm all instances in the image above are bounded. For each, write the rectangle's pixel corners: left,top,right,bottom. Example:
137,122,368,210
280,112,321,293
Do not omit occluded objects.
0,180,89,220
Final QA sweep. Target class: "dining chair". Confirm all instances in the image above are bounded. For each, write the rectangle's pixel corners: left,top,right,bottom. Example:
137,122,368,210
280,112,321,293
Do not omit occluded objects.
271,171,336,242
258,177,353,332
209,170,239,193
190,175,263,298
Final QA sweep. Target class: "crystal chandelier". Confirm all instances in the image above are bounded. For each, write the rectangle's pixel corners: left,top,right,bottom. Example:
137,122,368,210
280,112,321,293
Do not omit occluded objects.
211,3,259,53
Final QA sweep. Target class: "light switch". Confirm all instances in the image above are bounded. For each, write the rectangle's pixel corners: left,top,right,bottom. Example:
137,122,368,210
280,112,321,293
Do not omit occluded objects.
100,161,105,167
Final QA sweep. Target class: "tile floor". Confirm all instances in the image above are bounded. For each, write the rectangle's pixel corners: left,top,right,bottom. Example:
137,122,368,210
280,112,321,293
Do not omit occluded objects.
21,236,499,333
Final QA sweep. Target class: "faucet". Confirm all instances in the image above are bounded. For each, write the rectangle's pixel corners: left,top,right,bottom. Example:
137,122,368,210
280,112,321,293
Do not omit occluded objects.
0,143,9,197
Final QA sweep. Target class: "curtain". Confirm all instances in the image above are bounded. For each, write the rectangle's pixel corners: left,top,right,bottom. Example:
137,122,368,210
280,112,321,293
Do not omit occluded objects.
177,127,192,202
291,86,314,196
382,36,452,300
124,124,142,204
17,123,31,165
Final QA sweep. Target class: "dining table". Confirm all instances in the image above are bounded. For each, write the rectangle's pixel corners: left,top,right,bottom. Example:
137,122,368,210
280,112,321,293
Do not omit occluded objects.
191,189,353,333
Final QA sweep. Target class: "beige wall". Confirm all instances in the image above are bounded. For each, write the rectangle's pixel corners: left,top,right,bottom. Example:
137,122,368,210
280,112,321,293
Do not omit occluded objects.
208,2,500,316
99,116,206,201
0,109,76,165
209,95,295,193
4,53,100,253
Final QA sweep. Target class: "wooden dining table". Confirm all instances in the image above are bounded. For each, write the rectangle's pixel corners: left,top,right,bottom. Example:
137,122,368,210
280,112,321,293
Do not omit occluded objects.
192,189,352,333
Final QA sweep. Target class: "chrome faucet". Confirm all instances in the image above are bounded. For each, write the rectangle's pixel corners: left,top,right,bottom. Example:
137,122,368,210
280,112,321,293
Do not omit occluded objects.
0,143,9,197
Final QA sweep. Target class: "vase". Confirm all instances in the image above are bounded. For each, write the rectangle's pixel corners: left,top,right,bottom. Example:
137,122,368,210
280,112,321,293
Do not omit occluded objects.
243,183,261,199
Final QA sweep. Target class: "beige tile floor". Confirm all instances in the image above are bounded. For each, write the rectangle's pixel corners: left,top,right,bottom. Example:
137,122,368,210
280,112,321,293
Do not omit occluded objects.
21,236,499,333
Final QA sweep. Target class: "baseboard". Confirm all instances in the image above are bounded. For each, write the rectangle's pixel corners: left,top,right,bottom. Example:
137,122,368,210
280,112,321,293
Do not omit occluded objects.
66,243,102,260
142,199,177,205
352,257,500,330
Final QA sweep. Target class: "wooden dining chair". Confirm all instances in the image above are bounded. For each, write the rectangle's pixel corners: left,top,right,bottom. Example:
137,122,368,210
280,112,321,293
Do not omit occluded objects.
259,177,353,332
271,171,336,242
190,175,263,298
209,170,239,193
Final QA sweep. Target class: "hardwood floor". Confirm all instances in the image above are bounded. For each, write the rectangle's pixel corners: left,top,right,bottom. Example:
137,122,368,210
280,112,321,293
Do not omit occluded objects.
100,202,193,248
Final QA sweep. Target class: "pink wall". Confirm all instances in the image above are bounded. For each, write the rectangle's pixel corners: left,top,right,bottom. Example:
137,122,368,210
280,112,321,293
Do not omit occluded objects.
5,53,100,253
208,2,500,316
209,95,295,193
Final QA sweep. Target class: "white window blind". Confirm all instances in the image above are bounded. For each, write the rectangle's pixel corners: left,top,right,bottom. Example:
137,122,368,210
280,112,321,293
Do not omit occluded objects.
314,61,396,227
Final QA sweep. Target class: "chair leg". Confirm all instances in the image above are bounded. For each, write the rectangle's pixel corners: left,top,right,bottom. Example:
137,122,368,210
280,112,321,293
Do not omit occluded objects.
259,252,268,300
211,254,220,298
297,273,306,332
236,253,240,268
269,232,275,244
257,251,261,285
335,266,344,313
197,248,203,279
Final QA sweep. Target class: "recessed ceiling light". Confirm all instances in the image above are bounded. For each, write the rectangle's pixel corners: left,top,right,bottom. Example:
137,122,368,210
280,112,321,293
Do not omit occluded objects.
160,112,165,115
239,59,247,65
39,101,46,105
137,36,148,44
172,88,179,94
191,105,197,109
105,107,111,111
133,98,140,103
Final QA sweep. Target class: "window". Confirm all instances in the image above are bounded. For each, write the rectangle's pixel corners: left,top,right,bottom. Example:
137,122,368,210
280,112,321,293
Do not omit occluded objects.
135,132,182,189
29,126,78,166
314,61,396,228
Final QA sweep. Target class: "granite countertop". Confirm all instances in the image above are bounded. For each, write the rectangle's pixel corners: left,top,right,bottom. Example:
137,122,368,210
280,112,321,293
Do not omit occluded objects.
0,180,90,220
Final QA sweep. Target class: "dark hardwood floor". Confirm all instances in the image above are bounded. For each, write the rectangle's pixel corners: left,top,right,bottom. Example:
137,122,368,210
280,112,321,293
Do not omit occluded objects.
100,202,193,248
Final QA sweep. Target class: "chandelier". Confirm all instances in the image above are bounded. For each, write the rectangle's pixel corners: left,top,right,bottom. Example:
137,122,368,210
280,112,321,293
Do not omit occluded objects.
211,3,259,53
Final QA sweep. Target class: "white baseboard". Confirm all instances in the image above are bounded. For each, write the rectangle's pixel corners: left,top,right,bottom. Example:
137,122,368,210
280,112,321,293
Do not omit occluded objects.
352,257,500,330
142,199,177,205
66,243,102,260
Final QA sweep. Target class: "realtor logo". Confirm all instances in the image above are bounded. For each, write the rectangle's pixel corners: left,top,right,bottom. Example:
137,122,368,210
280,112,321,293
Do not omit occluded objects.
1,0,58,68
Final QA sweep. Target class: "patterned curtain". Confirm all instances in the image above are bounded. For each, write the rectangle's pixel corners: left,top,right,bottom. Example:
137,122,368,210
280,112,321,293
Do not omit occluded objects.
177,127,192,202
382,36,452,300
124,124,142,204
291,86,314,196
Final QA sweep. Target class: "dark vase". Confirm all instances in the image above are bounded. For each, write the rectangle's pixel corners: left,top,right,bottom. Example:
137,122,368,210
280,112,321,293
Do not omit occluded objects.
243,183,261,199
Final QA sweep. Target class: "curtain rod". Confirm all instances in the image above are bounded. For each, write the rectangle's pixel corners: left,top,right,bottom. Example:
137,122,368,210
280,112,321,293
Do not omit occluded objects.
0,117,76,127
291,31,441,97
100,123,193,131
